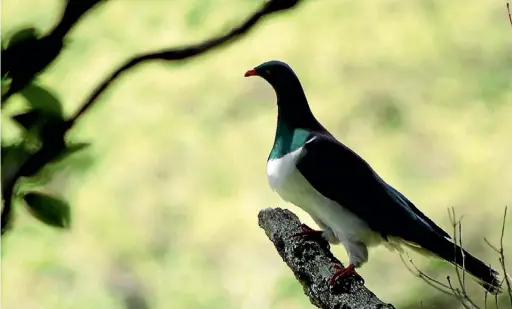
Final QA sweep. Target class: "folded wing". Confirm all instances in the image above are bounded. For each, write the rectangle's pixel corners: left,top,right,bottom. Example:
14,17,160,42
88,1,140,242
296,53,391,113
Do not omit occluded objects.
295,133,449,243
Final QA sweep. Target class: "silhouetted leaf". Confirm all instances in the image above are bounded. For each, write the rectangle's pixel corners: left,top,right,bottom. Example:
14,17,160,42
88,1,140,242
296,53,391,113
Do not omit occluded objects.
19,138,66,178
53,142,91,163
1,144,31,185
12,110,46,131
20,83,63,118
6,27,39,48
23,191,71,229
1,144,24,166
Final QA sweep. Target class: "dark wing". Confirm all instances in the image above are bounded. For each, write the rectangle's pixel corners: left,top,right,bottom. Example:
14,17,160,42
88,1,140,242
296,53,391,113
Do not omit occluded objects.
296,133,449,242
382,181,450,238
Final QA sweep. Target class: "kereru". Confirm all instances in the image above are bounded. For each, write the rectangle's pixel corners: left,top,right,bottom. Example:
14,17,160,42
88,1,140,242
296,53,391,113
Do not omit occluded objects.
244,60,501,294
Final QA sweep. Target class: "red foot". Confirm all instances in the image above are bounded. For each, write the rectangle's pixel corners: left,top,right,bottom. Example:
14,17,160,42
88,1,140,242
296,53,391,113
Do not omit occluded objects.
329,263,357,285
290,224,324,239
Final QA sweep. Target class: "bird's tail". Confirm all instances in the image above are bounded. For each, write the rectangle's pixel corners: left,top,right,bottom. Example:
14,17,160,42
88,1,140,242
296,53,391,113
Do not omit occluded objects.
418,234,501,294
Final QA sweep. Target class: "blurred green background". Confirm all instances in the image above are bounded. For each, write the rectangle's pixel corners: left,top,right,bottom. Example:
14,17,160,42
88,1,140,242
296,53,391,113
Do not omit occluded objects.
2,0,512,308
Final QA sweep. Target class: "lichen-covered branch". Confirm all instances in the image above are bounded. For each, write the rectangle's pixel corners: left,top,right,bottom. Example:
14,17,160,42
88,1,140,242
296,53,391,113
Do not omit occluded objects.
258,207,395,309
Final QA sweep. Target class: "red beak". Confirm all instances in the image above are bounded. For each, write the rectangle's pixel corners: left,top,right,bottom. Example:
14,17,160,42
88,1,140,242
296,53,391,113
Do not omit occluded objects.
244,69,258,77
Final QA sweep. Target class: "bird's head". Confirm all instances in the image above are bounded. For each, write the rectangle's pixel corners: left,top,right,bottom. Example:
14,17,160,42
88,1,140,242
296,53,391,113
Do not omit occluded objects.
244,60,306,105
244,60,319,129
244,60,296,86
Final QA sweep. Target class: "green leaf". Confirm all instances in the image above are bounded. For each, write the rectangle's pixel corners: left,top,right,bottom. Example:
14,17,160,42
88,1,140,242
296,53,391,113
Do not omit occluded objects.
6,27,39,48
23,191,71,229
20,83,63,118
2,74,12,96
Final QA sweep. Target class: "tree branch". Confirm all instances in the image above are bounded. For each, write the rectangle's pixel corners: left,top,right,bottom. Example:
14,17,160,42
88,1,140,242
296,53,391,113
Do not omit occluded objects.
68,0,303,126
1,0,304,235
258,207,396,309
1,0,106,102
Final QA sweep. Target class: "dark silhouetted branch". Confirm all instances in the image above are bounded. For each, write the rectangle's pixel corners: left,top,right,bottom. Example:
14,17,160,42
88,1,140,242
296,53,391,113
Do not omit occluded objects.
68,0,304,126
1,0,106,102
1,0,303,235
258,207,396,309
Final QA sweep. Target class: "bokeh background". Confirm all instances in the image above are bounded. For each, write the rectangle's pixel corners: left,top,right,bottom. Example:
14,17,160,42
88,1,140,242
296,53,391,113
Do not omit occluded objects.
2,0,512,308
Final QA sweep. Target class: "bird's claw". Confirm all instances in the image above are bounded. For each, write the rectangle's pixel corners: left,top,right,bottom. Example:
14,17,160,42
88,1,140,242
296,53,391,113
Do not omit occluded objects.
329,263,358,285
290,224,325,241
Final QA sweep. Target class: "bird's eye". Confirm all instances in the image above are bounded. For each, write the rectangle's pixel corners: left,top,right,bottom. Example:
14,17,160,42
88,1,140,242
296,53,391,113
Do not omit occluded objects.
265,69,271,75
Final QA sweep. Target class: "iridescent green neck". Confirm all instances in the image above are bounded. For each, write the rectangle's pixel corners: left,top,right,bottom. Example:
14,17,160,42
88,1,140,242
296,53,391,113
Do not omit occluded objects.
268,119,311,160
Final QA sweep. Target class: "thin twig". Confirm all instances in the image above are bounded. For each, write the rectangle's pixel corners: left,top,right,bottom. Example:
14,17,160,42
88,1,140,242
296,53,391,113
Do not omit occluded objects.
451,210,464,292
400,253,453,295
447,276,474,309
498,206,511,306
484,238,501,254
449,207,481,307
402,207,509,309
449,209,466,295
484,207,511,306
459,220,467,289
507,2,512,26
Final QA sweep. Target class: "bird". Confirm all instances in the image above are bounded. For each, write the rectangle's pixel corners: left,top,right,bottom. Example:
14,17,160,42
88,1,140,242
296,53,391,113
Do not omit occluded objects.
244,60,501,294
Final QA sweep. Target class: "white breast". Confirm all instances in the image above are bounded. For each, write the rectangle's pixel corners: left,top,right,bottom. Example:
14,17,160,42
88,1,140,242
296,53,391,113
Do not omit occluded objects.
267,147,304,190
266,148,383,249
